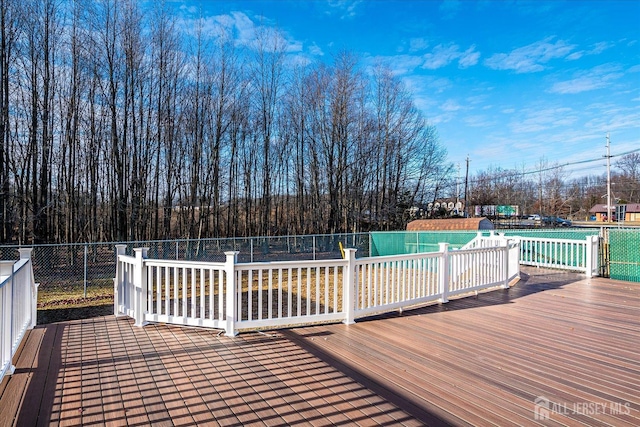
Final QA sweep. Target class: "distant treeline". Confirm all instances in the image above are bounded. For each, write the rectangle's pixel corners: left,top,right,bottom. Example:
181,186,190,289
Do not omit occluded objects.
0,0,450,244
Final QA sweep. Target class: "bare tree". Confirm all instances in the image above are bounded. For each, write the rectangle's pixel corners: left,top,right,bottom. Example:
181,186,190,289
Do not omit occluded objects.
0,0,18,241
251,25,286,236
615,153,640,203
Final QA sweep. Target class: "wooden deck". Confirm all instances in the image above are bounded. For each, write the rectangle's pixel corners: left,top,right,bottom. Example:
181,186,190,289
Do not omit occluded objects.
1,267,639,426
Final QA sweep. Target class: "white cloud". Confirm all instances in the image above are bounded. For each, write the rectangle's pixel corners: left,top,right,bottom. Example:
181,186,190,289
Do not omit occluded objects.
549,64,624,94
441,99,462,112
403,75,453,96
565,41,613,61
458,45,480,68
308,43,324,56
422,44,479,69
589,41,613,54
584,105,640,132
326,0,362,19
180,4,198,14
409,37,429,52
366,54,424,75
510,106,579,134
484,37,576,73
566,51,583,61
423,44,460,69
231,11,256,42
464,115,495,128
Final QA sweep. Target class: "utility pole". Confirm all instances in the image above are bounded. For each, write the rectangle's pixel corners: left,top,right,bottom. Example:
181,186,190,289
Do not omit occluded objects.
605,133,612,223
456,163,460,206
463,155,470,217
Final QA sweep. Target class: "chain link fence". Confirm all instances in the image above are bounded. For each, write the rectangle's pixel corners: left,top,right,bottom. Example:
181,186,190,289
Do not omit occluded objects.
6,226,638,318
608,229,640,282
0,233,371,304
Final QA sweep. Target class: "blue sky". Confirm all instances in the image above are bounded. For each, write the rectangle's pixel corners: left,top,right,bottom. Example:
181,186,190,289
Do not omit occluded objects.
177,0,640,178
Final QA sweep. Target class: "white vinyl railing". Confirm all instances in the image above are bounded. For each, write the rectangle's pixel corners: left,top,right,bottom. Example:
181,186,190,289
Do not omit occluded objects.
353,250,442,318
518,235,599,277
0,249,38,383
115,239,520,336
462,231,598,278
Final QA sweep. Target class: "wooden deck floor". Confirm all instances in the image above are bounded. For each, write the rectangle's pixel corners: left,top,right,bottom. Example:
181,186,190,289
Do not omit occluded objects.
1,267,639,426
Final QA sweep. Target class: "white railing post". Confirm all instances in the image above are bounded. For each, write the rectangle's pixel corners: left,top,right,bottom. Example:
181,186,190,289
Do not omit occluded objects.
501,239,510,289
133,248,149,327
0,260,15,377
343,248,357,325
438,243,450,303
510,238,521,283
224,251,239,337
18,248,37,328
114,245,127,317
585,235,599,278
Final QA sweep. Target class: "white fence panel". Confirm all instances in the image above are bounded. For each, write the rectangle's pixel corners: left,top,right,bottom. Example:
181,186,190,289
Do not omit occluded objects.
518,235,598,276
449,245,507,297
113,236,535,336
234,258,348,331
353,252,441,318
144,259,227,329
0,249,38,384
114,247,136,319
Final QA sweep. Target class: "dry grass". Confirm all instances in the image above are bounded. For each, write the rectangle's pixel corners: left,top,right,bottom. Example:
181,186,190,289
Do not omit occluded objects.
37,278,113,310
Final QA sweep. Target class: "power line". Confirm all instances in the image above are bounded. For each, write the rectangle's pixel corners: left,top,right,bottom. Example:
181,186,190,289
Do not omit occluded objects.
506,146,640,177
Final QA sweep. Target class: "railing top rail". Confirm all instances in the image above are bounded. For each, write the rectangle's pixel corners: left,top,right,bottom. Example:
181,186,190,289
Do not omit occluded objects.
117,254,137,263
12,257,30,273
516,235,596,244
145,258,227,269
236,258,348,270
0,258,30,289
356,251,441,264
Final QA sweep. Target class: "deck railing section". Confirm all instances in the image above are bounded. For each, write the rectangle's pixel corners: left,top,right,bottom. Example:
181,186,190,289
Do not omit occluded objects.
234,257,349,331
448,242,509,296
0,249,38,383
518,235,599,277
115,240,521,336
352,251,441,318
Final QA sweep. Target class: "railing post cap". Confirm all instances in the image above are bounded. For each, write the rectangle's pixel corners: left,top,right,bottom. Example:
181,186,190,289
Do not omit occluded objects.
18,248,33,259
133,247,149,258
224,251,239,263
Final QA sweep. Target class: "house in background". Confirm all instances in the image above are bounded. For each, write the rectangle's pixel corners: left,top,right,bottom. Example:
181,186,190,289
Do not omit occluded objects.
589,204,640,222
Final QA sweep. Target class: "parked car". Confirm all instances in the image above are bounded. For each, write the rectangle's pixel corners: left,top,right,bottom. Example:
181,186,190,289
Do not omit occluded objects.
543,216,571,227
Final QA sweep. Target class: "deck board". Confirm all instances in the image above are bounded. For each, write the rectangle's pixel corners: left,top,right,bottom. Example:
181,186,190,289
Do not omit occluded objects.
1,267,639,426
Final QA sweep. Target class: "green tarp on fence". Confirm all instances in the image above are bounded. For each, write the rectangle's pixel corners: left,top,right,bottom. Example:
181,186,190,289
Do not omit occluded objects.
370,231,478,256
609,229,640,282
498,228,601,241
370,229,602,257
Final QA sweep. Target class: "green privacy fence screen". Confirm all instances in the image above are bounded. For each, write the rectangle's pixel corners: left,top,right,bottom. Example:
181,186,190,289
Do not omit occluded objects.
498,228,601,241
370,229,602,257
369,231,479,256
609,229,640,282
